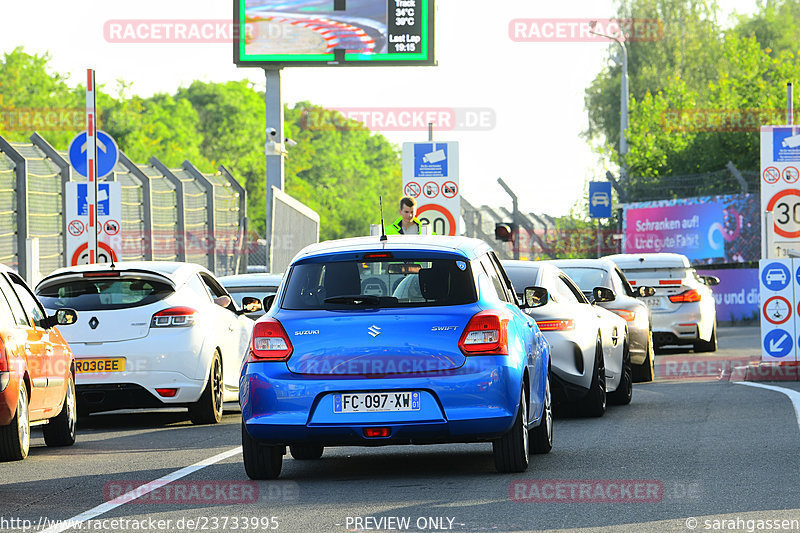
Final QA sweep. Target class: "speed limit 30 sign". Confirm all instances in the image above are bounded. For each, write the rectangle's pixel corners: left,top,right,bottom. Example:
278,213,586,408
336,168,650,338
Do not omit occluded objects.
762,126,800,257
765,189,800,238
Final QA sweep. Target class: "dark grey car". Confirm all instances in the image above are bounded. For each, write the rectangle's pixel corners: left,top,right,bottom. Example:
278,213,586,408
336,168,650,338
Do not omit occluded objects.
548,259,656,382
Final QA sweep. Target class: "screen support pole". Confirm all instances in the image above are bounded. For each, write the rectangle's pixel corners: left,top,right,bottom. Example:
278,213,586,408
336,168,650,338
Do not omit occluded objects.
264,68,284,273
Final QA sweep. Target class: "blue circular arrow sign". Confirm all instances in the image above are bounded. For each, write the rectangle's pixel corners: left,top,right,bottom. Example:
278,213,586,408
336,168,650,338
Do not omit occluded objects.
68,130,119,179
763,329,793,358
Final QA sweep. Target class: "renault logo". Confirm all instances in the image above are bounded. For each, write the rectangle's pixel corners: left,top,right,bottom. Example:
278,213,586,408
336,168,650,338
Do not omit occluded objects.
89,317,99,329
367,325,381,337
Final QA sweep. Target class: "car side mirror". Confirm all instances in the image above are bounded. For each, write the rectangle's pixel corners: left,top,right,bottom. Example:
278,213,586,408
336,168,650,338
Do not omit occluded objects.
521,286,548,309
262,294,276,311
47,308,77,328
238,296,263,315
592,286,615,303
701,275,720,286
637,286,656,297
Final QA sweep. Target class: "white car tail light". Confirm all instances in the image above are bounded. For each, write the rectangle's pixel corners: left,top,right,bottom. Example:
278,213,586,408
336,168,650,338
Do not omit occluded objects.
536,319,575,331
608,309,636,322
669,289,701,303
150,307,197,328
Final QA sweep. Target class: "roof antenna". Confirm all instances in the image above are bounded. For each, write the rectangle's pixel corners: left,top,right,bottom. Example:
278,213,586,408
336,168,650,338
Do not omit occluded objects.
379,196,388,242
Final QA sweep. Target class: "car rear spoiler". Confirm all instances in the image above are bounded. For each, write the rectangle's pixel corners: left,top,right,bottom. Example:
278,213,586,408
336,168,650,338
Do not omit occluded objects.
36,269,177,291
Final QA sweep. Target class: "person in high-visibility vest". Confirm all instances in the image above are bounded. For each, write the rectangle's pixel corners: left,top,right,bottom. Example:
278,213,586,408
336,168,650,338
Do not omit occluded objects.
386,196,422,235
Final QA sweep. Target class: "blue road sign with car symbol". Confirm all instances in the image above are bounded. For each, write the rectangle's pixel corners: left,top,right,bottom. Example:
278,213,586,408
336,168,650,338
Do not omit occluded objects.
588,182,612,218
762,262,791,291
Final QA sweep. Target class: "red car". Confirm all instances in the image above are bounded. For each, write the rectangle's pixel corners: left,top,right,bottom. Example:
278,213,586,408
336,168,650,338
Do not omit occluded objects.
0,265,78,461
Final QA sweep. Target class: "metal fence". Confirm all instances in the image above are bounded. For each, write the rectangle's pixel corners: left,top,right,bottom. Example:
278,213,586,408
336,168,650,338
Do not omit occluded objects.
0,132,248,281
268,186,320,273
462,163,758,261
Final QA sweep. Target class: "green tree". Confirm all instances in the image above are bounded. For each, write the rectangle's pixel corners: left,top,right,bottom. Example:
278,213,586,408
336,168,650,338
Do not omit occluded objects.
0,47,81,147
176,80,266,230
0,47,404,241
586,0,800,201
734,0,800,56
585,0,723,161
284,102,402,240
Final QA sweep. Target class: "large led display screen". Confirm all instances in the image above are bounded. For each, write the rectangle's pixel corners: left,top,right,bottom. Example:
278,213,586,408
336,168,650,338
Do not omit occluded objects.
622,194,760,263
234,0,435,67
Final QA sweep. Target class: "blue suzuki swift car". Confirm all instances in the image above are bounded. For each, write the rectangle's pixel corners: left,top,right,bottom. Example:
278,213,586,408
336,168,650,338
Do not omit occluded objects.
240,235,552,478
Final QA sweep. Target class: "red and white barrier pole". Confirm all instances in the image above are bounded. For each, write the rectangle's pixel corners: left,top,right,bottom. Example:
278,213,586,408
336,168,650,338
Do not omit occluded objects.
86,69,98,264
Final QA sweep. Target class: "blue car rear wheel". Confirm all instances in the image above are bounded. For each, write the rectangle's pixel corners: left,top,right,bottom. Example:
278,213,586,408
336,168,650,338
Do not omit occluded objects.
493,389,529,473
242,423,284,480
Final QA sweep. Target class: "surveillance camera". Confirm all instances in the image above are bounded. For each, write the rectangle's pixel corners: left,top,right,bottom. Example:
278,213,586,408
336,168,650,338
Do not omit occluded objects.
284,138,297,147
268,128,278,137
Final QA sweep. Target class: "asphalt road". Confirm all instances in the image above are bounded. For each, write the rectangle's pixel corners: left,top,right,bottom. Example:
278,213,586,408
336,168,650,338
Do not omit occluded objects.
4,326,800,533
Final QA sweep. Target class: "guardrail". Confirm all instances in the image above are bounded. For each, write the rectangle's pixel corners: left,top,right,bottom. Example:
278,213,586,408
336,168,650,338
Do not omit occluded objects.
0,132,248,279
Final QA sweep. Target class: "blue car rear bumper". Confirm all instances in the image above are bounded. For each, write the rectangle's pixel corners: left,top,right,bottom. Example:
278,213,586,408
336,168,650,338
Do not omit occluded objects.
240,356,522,446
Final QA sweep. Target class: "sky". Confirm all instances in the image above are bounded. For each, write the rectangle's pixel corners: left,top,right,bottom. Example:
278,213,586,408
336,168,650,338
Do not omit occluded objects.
0,0,760,219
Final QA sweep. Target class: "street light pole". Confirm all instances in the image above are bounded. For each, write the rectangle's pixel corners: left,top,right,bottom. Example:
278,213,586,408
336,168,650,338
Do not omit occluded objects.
590,24,629,184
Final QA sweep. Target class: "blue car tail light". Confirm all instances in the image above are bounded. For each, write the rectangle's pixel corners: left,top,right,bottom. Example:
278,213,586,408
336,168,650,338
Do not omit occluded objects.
249,318,294,362
458,310,509,355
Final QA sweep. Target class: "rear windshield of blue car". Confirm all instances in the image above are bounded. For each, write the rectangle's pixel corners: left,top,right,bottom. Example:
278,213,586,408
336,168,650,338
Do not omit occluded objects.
281,259,477,310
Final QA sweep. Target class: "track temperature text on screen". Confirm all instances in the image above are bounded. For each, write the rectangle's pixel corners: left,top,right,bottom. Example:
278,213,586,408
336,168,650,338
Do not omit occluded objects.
234,0,436,67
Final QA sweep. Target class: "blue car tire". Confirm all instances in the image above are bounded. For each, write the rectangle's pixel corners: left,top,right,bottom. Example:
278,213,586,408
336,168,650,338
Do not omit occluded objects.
529,372,553,454
242,423,284,480
492,389,529,473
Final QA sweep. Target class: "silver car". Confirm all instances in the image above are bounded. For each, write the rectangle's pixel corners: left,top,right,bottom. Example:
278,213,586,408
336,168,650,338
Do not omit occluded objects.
548,259,656,382
604,253,718,353
503,261,631,417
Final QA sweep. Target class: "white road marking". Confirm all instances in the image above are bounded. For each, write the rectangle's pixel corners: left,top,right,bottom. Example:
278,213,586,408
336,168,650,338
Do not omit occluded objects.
41,446,243,533
737,382,800,431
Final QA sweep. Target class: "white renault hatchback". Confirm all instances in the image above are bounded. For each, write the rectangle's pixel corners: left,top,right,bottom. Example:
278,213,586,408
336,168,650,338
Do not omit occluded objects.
35,262,259,424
